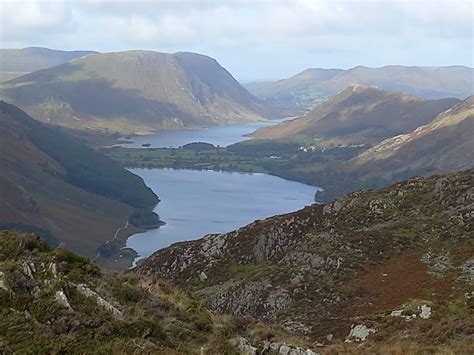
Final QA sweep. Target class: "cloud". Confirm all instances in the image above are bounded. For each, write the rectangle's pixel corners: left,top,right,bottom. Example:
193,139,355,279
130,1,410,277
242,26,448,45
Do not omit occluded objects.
0,0,472,80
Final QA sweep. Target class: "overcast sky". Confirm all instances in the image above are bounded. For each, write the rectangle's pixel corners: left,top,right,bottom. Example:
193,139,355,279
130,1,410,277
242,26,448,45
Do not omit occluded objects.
1,0,473,81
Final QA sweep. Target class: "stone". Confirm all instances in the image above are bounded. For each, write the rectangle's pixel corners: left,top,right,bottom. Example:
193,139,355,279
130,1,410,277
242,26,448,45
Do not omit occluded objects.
348,324,376,342
419,304,432,319
198,271,208,281
55,290,73,310
22,263,33,279
231,337,257,355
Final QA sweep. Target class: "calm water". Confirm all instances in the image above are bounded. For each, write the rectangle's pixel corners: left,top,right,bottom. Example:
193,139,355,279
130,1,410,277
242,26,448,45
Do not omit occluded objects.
127,168,319,261
119,117,293,148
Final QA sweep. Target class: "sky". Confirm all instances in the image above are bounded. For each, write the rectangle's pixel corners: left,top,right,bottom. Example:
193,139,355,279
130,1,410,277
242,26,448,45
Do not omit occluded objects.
1,0,473,81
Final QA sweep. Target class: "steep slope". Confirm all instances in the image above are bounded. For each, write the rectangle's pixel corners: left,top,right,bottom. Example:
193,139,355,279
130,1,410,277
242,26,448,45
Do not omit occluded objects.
0,50,286,134
0,47,97,82
0,102,159,267
246,65,474,109
353,96,474,175
253,85,459,144
0,231,318,353
136,170,474,349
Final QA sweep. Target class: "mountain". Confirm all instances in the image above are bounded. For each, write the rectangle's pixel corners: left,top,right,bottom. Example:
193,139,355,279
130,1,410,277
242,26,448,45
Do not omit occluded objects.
136,170,474,350
348,96,474,178
0,47,97,82
0,102,159,268
245,65,474,109
253,85,459,144
2,171,472,352
0,50,287,134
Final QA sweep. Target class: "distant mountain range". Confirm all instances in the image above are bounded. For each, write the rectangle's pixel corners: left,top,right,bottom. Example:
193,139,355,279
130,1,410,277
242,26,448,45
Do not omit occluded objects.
245,65,474,109
0,47,97,82
253,85,459,144
0,50,288,134
0,101,158,267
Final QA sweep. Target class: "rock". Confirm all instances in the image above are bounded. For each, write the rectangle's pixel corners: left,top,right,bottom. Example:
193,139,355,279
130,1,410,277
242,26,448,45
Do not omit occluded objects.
282,320,312,334
348,324,376,342
55,290,73,311
198,271,208,281
22,262,33,279
231,336,257,355
419,304,432,319
48,262,58,279
279,344,292,354
390,309,404,317
76,284,122,318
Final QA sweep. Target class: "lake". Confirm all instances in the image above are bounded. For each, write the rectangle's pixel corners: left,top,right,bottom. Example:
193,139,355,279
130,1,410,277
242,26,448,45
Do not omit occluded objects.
124,117,320,262
119,117,293,148
127,168,319,262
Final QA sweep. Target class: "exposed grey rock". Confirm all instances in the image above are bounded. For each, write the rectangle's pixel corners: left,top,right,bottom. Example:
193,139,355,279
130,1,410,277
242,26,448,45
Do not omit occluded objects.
282,320,312,334
421,250,452,276
231,336,257,355
48,262,58,279
55,290,73,311
347,324,376,341
76,284,122,318
198,271,208,281
22,262,33,279
419,305,432,319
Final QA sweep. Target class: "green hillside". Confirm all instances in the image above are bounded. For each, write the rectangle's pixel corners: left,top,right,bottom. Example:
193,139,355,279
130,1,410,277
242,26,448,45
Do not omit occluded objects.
0,50,288,134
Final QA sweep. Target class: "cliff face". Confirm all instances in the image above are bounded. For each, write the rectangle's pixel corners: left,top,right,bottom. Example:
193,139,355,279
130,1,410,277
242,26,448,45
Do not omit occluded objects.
136,170,474,346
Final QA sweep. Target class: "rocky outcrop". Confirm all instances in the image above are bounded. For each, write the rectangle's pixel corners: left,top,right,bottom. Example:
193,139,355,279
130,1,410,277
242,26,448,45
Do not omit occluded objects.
136,170,474,342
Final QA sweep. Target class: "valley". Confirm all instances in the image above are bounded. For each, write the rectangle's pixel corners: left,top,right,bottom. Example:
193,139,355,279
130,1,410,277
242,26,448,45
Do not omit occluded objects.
0,34,472,353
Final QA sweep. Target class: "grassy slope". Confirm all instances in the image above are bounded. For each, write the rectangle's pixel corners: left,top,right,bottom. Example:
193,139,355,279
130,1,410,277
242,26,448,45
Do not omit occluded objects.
253,85,459,144
0,102,158,267
136,170,474,351
0,231,314,353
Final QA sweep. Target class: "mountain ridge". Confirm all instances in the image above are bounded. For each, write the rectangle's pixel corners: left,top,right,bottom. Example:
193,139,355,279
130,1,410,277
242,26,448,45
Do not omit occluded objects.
252,85,459,144
0,50,289,134
245,65,474,109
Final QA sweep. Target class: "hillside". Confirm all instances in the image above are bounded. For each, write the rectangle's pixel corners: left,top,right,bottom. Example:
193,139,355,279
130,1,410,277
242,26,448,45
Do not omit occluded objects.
0,47,97,82
0,231,320,353
0,50,287,134
253,85,458,144
245,65,474,109
0,102,159,269
136,170,474,350
352,96,474,175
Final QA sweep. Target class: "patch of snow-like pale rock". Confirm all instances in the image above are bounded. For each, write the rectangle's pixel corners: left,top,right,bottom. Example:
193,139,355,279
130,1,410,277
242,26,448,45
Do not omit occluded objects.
347,324,377,342
55,290,73,310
